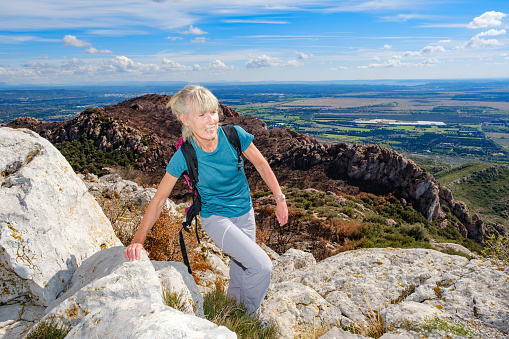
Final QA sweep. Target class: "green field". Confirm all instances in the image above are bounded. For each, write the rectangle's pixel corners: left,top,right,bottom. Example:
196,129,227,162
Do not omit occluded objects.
234,101,509,165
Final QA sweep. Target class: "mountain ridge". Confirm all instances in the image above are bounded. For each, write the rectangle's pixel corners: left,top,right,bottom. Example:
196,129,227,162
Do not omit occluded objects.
4,93,501,244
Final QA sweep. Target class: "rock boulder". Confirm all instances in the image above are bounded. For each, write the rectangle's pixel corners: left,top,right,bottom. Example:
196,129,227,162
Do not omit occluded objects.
0,127,121,307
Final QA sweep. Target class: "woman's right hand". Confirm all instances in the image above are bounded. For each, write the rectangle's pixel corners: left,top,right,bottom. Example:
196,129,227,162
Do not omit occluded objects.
124,243,147,261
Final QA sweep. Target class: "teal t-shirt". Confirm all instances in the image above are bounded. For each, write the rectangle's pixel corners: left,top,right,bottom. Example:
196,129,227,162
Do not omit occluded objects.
166,125,254,218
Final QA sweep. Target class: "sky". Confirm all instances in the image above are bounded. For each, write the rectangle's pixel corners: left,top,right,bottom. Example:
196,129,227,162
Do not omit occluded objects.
0,0,508,85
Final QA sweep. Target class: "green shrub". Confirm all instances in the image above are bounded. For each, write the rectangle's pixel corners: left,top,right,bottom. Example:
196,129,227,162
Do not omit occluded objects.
56,138,140,176
341,207,355,218
482,233,509,266
364,214,388,226
252,191,272,199
400,223,429,242
352,223,432,250
26,317,71,339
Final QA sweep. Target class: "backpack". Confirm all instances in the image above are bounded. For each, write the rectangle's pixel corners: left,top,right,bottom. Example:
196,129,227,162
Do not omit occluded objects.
176,125,243,274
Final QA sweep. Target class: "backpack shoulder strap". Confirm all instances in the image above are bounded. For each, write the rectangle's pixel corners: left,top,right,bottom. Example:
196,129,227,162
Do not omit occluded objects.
180,140,199,186
221,125,243,171
178,140,201,275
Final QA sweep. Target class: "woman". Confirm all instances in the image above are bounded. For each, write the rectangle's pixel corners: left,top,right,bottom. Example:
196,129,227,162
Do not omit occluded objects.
124,85,288,317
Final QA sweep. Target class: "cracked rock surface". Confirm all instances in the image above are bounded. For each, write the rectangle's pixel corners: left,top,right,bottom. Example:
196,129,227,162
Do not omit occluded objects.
263,248,509,338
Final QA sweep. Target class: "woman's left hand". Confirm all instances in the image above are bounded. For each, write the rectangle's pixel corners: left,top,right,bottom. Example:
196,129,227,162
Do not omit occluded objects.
275,200,288,226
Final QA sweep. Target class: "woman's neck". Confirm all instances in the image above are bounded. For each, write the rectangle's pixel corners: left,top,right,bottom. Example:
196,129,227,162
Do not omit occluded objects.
192,134,218,152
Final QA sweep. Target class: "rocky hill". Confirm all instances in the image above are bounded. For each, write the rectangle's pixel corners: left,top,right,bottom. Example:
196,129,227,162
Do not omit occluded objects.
3,94,494,244
1,127,507,339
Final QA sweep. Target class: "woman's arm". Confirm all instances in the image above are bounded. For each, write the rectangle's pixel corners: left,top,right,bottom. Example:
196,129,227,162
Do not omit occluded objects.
124,172,179,260
243,142,288,226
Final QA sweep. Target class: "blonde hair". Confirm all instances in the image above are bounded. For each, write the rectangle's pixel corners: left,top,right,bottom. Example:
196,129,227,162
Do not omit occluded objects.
168,85,222,141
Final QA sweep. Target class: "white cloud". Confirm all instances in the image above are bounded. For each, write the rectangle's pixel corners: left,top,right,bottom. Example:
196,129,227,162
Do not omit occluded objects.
477,29,506,37
0,35,51,43
405,45,445,57
286,60,302,66
101,56,159,73
246,55,285,68
456,29,506,49
182,25,208,35
191,37,207,43
295,51,314,59
422,58,440,65
0,0,194,31
208,59,236,71
330,66,348,70
468,11,507,29
166,36,183,41
22,58,95,76
161,58,193,71
381,13,438,22
63,35,91,47
2,54,243,83
246,55,301,68
382,44,392,50
359,57,440,69
85,47,112,54
464,36,502,49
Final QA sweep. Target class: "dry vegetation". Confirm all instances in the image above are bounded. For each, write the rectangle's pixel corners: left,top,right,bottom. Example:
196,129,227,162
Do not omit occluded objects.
97,195,210,278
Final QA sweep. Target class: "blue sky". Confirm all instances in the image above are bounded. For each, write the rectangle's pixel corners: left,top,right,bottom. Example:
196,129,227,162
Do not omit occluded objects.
0,0,508,85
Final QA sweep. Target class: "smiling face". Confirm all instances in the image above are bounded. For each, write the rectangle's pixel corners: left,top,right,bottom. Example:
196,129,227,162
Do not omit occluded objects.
180,108,220,146
169,85,222,145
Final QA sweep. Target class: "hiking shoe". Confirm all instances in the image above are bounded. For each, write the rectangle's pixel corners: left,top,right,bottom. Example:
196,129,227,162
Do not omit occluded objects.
259,318,269,330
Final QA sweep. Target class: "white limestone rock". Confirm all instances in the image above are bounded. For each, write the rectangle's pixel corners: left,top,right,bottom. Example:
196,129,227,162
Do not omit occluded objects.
262,247,509,337
0,127,121,307
65,300,234,339
44,246,164,326
0,304,45,339
152,261,205,317
81,173,178,213
271,248,316,284
40,246,235,338
319,326,369,339
381,301,442,327
262,281,342,339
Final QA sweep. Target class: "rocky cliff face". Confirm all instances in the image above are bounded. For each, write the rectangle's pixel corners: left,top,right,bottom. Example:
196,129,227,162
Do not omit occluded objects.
4,95,486,243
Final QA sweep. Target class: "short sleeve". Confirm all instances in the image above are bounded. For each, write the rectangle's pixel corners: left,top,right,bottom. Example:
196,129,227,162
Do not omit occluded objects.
233,125,254,152
165,148,187,178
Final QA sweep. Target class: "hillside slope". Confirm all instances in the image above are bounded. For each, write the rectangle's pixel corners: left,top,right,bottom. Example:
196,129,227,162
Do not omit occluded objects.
434,163,509,229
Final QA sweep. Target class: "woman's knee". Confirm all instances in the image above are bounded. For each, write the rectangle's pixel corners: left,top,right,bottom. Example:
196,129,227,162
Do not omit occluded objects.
258,253,273,276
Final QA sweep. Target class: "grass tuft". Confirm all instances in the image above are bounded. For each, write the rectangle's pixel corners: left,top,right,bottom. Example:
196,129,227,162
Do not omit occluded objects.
396,316,477,338
203,288,277,339
163,289,190,313
348,307,387,339
26,317,71,339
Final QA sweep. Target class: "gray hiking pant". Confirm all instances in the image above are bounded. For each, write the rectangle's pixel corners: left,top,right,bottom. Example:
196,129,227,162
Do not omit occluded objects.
201,208,272,315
